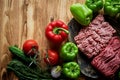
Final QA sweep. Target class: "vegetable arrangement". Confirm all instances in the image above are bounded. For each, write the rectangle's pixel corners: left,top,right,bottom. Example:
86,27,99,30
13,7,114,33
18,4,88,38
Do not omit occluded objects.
44,20,80,79
70,0,120,26
8,40,53,79
8,20,80,79
7,0,120,79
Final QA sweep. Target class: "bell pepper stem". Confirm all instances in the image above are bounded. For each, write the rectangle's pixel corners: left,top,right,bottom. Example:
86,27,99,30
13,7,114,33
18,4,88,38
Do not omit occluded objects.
53,27,69,34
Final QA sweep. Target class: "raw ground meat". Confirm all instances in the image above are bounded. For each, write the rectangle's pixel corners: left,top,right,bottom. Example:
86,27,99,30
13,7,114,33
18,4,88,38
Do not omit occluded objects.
91,36,120,77
74,14,116,58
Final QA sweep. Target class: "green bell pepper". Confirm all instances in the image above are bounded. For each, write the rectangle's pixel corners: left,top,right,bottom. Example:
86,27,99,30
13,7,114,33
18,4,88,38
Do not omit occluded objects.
104,0,120,17
60,42,78,61
62,62,80,79
70,3,93,26
85,0,103,13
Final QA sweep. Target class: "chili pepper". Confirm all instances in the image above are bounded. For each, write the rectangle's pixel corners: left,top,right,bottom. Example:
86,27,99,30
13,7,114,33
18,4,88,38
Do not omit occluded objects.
60,42,78,61
70,3,93,26
45,20,69,44
85,0,103,13
104,0,120,17
62,62,80,79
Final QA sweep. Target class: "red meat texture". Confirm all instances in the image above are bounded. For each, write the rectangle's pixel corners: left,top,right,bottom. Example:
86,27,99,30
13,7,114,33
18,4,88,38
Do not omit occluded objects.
74,14,116,58
91,37,120,77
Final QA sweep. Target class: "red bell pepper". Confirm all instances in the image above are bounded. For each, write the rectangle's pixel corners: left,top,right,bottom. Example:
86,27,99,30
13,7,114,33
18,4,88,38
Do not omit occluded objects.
45,20,69,44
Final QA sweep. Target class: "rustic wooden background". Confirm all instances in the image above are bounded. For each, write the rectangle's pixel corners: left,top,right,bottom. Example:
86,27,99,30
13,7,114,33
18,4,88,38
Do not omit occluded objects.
0,0,86,80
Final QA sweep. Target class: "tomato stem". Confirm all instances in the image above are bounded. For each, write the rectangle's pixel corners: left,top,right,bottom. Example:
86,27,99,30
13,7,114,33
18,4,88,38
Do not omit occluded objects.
45,49,52,65
28,48,40,67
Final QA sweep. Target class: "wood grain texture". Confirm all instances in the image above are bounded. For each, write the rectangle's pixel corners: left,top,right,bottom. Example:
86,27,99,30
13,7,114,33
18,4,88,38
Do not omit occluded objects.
0,0,85,80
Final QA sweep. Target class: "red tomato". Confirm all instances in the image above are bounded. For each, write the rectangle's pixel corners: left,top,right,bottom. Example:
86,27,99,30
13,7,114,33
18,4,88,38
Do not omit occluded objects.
23,39,39,56
44,49,59,65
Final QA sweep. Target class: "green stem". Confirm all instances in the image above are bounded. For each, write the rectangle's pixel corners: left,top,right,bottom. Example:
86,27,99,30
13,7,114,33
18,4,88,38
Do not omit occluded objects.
45,49,52,66
53,27,69,34
28,48,39,67
54,66,62,73
68,46,72,53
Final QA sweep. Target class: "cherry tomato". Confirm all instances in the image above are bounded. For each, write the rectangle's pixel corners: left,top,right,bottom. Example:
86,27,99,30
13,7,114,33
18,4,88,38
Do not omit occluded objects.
23,39,39,56
44,49,59,65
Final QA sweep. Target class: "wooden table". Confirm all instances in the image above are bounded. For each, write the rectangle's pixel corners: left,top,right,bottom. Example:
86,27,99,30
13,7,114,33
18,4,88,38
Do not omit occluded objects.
0,0,106,80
